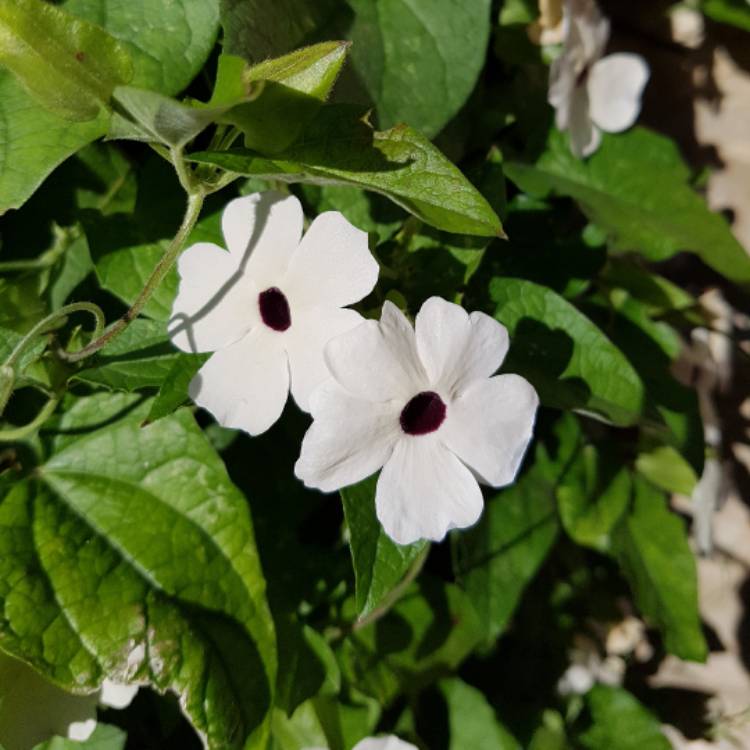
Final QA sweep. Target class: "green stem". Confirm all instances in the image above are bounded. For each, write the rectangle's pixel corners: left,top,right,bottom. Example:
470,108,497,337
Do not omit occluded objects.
4,302,105,373
0,395,61,442
0,225,76,273
58,190,205,363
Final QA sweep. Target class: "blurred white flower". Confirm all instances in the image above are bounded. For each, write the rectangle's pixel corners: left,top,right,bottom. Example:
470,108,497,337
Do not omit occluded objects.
0,651,137,750
354,737,418,750
305,736,417,750
548,0,650,157
169,192,378,436
295,297,539,545
669,5,705,49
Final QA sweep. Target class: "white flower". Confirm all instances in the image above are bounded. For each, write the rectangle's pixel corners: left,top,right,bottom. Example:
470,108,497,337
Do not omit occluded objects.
548,0,650,157
168,192,378,435
0,651,137,750
305,736,417,750
295,297,539,545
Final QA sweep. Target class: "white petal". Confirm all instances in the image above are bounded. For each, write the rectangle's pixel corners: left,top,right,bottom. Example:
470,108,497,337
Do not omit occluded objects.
568,0,609,62
189,328,289,436
376,435,483,544
588,53,649,133
168,242,257,354
548,54,577,130
567,85,601,158
99,680,139,709
67,718,98,741
285,306,365,412
415,297,508,396
295,379,401,492
325,301,428,402
442,374,539,486
354,737,419,750
222,192,304,289
283,211,378,309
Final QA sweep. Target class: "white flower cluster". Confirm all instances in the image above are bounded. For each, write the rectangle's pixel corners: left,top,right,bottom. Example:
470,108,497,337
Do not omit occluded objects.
548,0,650,157
169,192,539,546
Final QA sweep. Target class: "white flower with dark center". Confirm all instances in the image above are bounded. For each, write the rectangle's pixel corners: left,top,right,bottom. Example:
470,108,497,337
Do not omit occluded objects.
295,297,539,545
168,192,378,435
0,651,137,750
548,0,650,157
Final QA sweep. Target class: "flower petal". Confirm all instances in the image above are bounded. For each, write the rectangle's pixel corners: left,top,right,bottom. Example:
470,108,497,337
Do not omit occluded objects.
325,301,428,402
568,0,609,62
168,242,257,353
295,379,401,493
548,54,577,131
222,192,304,289
442,374,539,486
568,85,601,158
354,737,419,750
99,681,139,709
588,53,649,133
415,297,508,396
284,211,378,309
285,306,365,412
189,328,289,436
376,435,483,544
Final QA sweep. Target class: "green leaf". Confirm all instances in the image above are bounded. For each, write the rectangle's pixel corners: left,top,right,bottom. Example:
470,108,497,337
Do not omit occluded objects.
583,290,704,474
0,72,108,215
702,0,750,31
346,0,492,137
438,678,521,750
490,277,647,426
579,685,671,750
109,86,223,148
0,0,219,213
557,445,631,553
145,353,208,424
191,105,503,237
34,725,127,750
455,415,581,643
341,475,427,618
635,445,698,496
49,233,94,310
224,43,350,153
276,620,340,714
0,395,276,749
219,0,337,61
0,0,133,121
341,577,483,705
612,475,707,661
505,128,750,285
71,319,182,391
243,42,349,100
63,0,220,96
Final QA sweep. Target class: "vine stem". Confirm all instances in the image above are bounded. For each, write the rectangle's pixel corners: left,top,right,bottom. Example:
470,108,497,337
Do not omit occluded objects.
58,188,205,364
0,395,61,443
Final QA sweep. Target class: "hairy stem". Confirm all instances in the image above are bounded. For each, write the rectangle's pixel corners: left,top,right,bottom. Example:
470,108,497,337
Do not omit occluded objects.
58,189,205,363
3,302,106,373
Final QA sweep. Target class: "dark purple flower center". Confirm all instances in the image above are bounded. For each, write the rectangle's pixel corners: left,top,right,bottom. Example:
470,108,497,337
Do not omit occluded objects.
258,287,291,331
400,391,446,436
